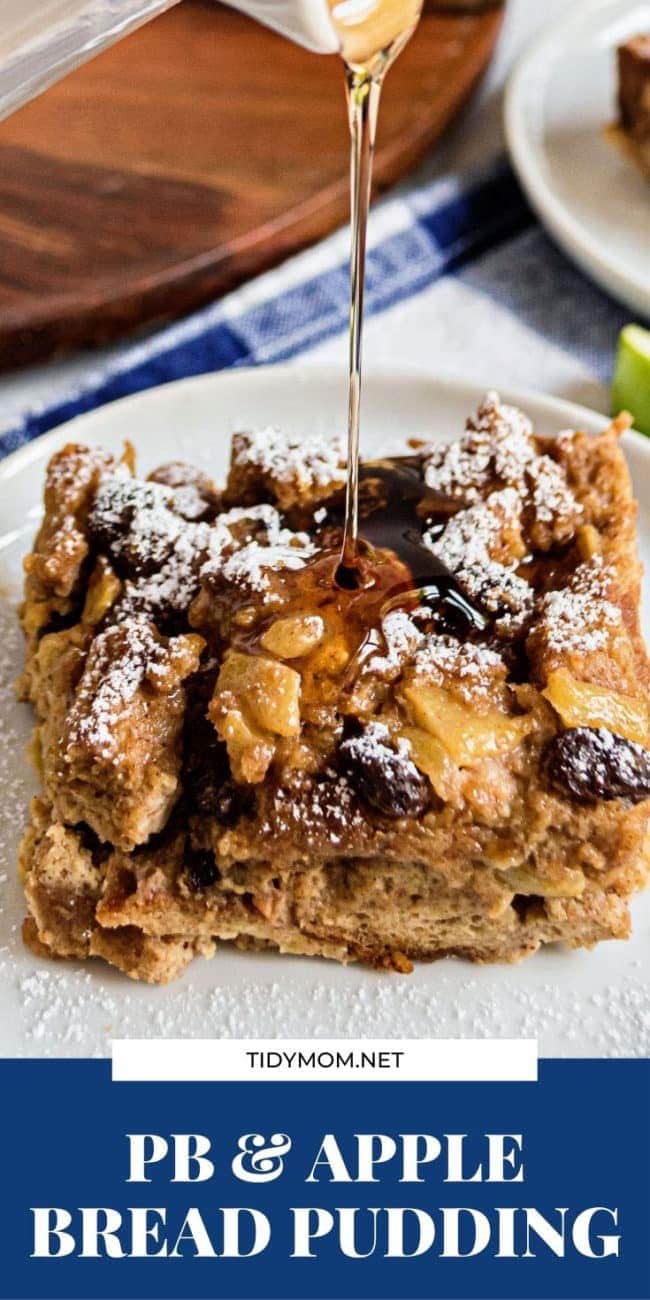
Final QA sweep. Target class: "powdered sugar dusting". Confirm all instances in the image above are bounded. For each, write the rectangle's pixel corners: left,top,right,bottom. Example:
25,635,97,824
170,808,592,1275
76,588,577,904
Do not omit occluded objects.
364,618,506,704
201,504,314,593
412,635,505,705
537,559,623,657
424,391,533,498
45,442,129,500
92,476,211,620
233,427,345,494
527,454,575,527
366,610,425,676
91,477,185,570
91,475,315,610
268,771,366,848
65,616,172,761
424,392,580,542
425,488,534,632
344,720,412,767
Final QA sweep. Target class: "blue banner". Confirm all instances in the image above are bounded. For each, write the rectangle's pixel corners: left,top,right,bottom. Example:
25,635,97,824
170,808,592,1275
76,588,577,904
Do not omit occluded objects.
1,1059,648,1300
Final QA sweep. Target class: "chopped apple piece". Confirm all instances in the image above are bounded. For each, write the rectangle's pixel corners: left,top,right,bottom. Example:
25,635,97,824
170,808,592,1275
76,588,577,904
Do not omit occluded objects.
543,668,648,745
218,708,274,784
261,614,324,659
215,650,301,739
82,558,122,625
399,726,461,802
402,680,533,766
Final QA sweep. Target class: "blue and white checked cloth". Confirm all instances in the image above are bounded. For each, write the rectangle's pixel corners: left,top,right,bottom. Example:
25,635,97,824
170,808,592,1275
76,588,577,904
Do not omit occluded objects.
0,155,630,462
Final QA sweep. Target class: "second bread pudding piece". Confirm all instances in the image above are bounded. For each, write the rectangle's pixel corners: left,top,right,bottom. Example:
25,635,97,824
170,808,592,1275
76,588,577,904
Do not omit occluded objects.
18,395,650,981
615,35,650,178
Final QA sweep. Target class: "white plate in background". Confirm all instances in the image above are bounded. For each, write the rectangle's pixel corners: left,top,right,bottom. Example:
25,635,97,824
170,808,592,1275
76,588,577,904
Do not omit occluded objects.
1,364,649,1058
505,0,650,318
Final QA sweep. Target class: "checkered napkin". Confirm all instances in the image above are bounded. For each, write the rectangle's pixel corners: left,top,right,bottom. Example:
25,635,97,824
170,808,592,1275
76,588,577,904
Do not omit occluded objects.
0,156,629,462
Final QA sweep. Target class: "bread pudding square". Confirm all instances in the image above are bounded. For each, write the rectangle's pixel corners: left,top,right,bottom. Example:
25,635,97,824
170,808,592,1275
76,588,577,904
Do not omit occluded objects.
17,394,650,982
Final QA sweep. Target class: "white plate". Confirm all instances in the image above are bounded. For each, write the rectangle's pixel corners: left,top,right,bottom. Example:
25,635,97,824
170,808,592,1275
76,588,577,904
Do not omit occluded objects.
1,364,649,1059
505,0,650,318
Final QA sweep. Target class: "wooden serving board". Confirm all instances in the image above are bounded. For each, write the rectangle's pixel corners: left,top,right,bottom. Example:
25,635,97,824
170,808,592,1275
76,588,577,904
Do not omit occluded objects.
0,0,503,370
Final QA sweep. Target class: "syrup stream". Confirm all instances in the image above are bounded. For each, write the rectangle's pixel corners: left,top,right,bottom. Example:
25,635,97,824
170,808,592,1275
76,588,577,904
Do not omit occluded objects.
335,3,424,585
315,6,485,647
339,67,382,579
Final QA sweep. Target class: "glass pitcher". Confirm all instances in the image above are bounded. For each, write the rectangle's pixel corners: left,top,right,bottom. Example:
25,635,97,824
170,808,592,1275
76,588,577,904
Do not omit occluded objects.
0,0,343,122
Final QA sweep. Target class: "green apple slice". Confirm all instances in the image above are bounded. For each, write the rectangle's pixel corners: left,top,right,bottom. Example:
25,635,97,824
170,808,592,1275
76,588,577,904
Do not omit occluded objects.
612,324,650,437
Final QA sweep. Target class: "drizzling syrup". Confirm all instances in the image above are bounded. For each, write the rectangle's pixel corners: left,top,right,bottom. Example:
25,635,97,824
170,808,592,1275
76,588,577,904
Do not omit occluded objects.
329,0,424,586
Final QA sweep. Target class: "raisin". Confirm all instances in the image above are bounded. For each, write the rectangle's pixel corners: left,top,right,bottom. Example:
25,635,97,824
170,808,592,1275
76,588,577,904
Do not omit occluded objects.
192,765,225,816
545,727,650,804
339,728,430,819
185,847,220,892
192,767,253,824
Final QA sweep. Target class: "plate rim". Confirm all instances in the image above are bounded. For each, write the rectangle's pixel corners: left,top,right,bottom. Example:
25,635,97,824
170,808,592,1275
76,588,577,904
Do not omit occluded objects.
2,363,649,491
504,0,650,319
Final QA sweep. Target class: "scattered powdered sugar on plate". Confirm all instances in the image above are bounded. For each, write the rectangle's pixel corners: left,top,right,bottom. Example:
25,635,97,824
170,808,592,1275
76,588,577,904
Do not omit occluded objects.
5,955,649,1059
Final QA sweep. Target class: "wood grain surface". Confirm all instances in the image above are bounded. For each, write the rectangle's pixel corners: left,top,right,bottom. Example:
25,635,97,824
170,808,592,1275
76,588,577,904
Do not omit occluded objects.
0,0,504,369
